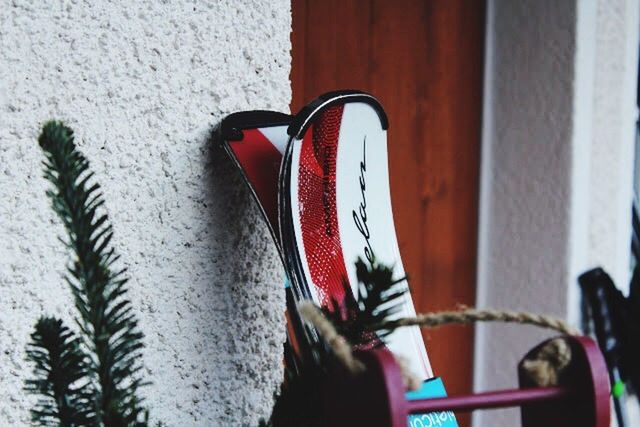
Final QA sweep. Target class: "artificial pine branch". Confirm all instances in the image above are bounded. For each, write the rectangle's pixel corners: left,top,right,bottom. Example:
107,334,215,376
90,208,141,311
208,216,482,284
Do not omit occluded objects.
37,121,148,426
324,258,409,347
25,317,94,427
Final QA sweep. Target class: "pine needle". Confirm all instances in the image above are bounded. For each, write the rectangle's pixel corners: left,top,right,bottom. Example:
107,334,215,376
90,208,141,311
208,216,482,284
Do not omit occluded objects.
324,258,409,347
25,317,95,427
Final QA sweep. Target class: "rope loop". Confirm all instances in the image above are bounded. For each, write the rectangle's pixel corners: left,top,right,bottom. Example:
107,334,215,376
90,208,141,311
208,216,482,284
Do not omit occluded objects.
298,303,578,390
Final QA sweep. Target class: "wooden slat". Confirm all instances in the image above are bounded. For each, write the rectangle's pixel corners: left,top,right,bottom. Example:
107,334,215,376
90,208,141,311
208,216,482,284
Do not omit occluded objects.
290,0,307,110
292,2,485,425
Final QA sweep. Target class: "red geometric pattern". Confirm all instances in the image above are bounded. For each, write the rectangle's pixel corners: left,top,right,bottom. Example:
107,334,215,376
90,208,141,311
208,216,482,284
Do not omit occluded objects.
298,105,348,306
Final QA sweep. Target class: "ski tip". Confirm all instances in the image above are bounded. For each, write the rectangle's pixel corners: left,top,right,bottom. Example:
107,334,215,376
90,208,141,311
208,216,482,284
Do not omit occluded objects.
288,90,389,139
217,110,292,143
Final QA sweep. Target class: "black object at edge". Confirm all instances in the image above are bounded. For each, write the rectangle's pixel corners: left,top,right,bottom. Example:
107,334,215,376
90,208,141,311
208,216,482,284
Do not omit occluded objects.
218,110,292,142
579,269,628,378
579,267,634,426
288,90,389,139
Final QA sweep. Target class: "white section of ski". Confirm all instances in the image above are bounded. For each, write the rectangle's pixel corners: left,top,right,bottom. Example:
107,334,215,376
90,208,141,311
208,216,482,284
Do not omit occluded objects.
259,126,289,155
335,102,433,379
291,92,381,140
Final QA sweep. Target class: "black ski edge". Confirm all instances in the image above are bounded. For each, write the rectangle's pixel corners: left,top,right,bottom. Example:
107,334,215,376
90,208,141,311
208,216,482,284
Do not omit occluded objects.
287,90,389,139
217,110,292,142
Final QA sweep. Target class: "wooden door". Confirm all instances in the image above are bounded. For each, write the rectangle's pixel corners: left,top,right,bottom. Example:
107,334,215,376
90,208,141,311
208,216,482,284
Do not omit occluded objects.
291,1,485,424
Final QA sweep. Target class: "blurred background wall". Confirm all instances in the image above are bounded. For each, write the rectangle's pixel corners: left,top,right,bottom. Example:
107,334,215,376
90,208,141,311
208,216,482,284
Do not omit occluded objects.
475,0,639,425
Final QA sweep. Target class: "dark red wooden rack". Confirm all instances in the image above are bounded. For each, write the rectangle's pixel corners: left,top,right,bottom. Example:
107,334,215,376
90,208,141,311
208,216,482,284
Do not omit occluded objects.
321,336,610,427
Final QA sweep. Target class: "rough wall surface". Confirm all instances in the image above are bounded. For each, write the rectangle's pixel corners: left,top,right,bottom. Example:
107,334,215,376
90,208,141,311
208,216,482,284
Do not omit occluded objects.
0,1,290,425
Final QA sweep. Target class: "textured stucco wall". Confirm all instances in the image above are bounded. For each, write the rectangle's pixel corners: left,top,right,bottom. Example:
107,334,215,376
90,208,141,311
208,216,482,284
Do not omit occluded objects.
0,1,290,426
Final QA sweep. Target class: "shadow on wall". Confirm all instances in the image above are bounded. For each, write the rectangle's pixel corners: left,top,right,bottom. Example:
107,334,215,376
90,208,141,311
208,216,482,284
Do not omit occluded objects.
199,135,286,423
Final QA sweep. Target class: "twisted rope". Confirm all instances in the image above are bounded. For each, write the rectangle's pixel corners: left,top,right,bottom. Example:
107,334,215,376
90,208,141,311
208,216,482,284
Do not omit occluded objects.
298,302,366,374
298,303,579,390
521,338,573,386
378,308,580,336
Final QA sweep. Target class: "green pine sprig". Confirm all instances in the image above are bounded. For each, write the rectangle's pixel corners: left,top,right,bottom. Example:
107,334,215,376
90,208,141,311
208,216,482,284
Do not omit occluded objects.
324,258,409,347
28,121,149,426
25,317,94,426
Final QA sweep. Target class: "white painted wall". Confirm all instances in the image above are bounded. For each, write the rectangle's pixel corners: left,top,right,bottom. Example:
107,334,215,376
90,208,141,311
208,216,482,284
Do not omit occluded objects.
588,0,639,295
475,0,639,426
475,1,583,424
0,1,290,425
